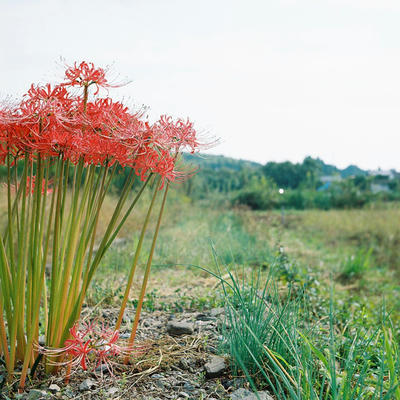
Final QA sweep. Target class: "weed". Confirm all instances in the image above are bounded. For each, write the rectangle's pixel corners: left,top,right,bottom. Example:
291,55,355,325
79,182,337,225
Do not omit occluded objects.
339,247,373,280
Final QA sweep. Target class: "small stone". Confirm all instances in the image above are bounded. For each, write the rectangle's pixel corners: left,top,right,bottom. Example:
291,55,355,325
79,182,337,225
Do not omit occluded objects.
230,388,274,400
63,387,75,398
79,378,96,391
210,307,225,317
107,387,119,395
195,313,215,321
183,382,195,392
151,373,164,379
167,320,194,336
48,384,61,393
95,364,111,374
178,357,196,371
205,345,218,354
154,380,165,389
204,356,227,378
27,389,49,400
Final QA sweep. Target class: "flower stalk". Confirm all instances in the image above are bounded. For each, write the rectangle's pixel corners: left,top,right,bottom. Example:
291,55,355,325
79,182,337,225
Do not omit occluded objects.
0,61,209,389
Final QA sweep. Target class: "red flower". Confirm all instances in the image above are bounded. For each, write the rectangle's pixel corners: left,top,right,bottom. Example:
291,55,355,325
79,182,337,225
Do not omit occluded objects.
37,322,134,374
0,60,211,184
63,61,120,95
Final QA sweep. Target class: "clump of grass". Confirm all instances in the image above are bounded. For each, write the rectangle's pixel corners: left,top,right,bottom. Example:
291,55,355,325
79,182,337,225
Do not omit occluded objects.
219,269,299,386
339,247,373,281
211,248,400,399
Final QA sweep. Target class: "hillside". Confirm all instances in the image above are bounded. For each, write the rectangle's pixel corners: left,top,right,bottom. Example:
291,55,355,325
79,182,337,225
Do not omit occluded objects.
184,153,369,178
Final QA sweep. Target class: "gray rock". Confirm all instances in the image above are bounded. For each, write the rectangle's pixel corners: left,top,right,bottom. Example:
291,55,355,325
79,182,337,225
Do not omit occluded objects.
230,388,274,400
195,313,215,321
107,387,119,396
95,363,111,374
167,320,194,336
210,307,225,317
179,357,196,371
48,384,61,393
183,382,195,392
79,378,96,391
27,389,49,400
204,356,227,378
205,344,218,354
63,387,75,398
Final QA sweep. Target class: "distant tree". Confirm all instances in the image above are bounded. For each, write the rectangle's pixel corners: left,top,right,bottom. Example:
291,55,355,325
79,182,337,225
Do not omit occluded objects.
263,161,302,189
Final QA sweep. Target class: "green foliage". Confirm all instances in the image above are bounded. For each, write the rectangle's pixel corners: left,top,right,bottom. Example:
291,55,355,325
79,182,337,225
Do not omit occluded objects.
178,153,400,210
233,176,278,210
340,248,373,280
211,250,400,399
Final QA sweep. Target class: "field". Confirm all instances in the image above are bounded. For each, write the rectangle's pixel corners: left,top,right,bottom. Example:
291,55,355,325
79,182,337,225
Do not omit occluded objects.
2,187,400,399
92,196,400,325
76,193,400,399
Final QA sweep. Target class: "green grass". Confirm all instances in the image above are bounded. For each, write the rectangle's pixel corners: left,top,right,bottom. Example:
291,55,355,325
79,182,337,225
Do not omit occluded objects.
211,252,400,399
85,196,400,398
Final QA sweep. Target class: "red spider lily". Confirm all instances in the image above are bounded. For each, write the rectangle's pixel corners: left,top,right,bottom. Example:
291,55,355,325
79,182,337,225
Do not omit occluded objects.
152,115,199,153
0,60,214,390
0,61,212,185
63,61,121,95
37,322,134,374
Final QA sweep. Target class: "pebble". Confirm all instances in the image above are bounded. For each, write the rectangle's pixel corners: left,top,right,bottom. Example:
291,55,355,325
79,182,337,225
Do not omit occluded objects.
27,389,49,400
79,378,96,391
210,307,225,317
230,388,274,400
183,382,195,392
204,355,227,378
48,384,61,393
195,313,215,321
167,320,194,336
107,387,119,395
95,364,111,374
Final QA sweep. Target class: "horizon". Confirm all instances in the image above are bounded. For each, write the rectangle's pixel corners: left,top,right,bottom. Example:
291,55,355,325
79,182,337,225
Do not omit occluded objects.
1,0,400,170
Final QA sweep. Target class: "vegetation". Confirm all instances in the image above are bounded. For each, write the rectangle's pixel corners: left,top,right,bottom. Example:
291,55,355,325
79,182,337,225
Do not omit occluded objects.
0,65,398,397
80,192,400,398
0,61,206,389
182,154,400,210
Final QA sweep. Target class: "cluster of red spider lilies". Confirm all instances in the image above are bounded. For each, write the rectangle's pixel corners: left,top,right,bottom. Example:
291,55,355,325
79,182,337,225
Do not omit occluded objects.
0,62,200,185
0,61,209,390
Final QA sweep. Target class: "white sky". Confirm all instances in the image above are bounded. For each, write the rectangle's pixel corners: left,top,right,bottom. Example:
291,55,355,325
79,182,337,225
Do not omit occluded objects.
1,0,400,170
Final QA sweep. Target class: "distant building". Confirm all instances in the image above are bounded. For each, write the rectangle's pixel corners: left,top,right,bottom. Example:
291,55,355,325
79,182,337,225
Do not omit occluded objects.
320,175,342,183
318,175,342,191
369,169,395,179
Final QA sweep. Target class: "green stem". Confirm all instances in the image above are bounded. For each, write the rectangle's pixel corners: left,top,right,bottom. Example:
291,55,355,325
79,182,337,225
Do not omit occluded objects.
115,177,161,331
125,181,170,360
